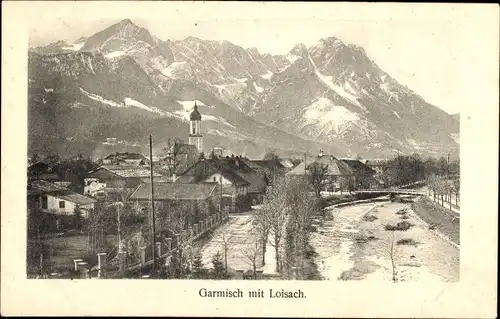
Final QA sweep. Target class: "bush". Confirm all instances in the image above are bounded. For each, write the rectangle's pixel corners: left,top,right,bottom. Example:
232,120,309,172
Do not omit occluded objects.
396,238,419,246
318,198,330,210
400,215,410,220
362,214,378,222
395,209,408,215
355,234,379,244
384,221,414,231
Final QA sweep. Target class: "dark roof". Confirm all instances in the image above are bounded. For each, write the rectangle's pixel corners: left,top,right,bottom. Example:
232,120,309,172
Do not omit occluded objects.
30,180,69,193
287,155,354,176
57,193,97,205
363,159,387,167
174,175,197,184
140,176,173,184
28,162,60,180
204,158,266,193
28,180,96,205
129,182,218,201
92,166,162,178
217,170,251,187
189,102,202,121
341,159,376,175
104,152,146,160
251,160,285,171
176,162,250,187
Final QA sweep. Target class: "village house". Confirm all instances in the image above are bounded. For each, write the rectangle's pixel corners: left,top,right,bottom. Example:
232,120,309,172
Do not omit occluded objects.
28,180,96,231
241,158,286,182
128,182,221,229
102,152,149,166
286,151,355,192
85,165,162,198
362,159,388,175
28,161,60,182
341,159,380,189
177,156,267,211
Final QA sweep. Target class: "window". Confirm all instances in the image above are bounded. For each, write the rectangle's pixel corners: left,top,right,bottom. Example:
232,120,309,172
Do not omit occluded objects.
59,201,65,209
192,125,196,135
41,196,48,209
213,176,217,182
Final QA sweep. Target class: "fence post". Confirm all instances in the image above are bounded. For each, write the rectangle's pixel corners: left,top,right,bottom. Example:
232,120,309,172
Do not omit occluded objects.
77,262,89,279
118,251,127,274
73,259,84,272
140,246,146,265
156,242,162,258
97,253,107,278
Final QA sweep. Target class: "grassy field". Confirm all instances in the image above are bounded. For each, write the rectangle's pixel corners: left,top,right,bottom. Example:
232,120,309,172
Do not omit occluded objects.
43,235,91,270
36,234,117,273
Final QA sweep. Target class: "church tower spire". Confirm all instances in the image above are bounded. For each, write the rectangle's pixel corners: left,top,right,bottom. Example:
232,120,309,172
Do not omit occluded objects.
189,74,203,153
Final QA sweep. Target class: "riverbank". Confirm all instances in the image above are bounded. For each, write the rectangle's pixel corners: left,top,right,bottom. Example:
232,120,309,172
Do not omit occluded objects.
411,197,460,245
310,198,459,282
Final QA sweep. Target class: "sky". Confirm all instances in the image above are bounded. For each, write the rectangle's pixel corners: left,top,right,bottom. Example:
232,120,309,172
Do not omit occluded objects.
26,2,499,115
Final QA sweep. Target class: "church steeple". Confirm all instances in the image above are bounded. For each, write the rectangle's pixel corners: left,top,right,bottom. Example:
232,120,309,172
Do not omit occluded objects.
189,75,203,153
190,102,202,121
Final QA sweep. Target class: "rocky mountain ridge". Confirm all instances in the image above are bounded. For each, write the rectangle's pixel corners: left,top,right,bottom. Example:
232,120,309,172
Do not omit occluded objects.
29,19,459,159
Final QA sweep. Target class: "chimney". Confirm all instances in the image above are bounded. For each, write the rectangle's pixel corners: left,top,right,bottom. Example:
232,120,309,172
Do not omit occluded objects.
319,149,324,157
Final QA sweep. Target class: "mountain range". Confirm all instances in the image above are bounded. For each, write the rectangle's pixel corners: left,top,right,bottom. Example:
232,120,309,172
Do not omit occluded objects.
28,18,459,160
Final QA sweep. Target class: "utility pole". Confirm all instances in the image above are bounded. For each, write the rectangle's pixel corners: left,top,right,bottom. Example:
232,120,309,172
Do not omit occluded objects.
220,175,223,215
117,203,121,253
304,153,307,177
149,135,157,276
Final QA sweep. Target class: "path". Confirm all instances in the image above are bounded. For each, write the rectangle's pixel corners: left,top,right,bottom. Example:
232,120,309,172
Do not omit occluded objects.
199,212,255,271
420,186,460,214
198,209,278,275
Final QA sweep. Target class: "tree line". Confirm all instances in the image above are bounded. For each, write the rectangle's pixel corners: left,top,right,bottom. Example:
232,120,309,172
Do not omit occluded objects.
380,154,459,188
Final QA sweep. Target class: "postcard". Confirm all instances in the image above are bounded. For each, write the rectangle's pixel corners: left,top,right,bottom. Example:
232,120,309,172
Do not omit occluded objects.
1,1,498,317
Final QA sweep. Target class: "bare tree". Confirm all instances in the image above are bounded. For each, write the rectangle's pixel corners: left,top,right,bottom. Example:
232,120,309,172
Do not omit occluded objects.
308,161,328,197
253,208,271,266
259,176,292,273
239,231,261,279
452,177,460,206
426,174,440,201
388,230,398,283
218,232,234,274
154,201,191,278
162,138,186,176
282,178,317,279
